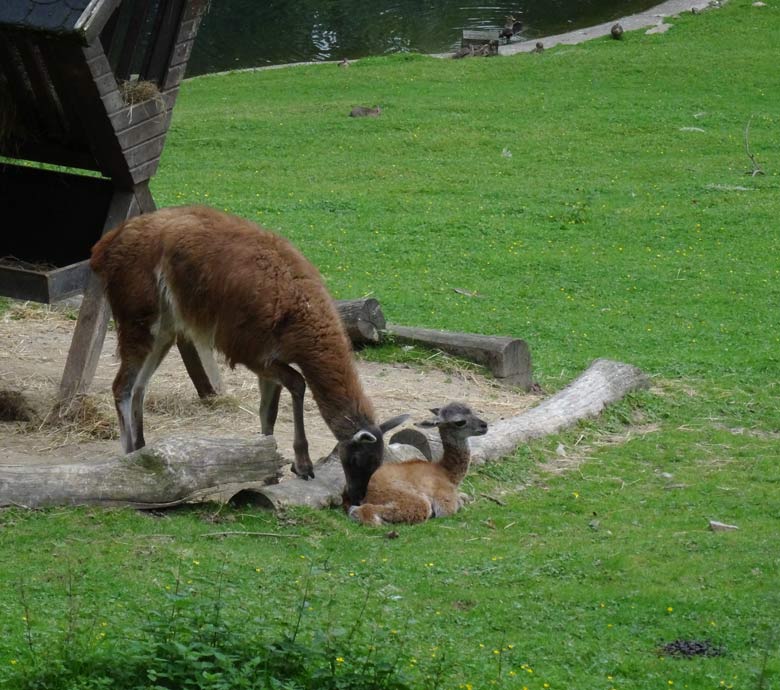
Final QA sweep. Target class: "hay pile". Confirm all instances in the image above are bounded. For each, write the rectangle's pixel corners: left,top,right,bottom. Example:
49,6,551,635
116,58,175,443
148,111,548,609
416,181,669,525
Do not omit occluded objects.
119,79,164,106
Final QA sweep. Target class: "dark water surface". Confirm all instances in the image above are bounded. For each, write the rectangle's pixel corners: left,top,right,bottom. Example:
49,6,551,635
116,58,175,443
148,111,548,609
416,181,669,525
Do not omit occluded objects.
188,0,662,75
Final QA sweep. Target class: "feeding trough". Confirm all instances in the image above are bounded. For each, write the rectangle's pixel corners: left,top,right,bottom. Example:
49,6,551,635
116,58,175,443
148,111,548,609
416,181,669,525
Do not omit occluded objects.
0,0,214,401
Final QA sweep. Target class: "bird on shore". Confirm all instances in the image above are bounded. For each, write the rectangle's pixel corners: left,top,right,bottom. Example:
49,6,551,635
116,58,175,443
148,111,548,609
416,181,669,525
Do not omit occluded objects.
533,41,544,53
611,22,624,39
499,15,523,43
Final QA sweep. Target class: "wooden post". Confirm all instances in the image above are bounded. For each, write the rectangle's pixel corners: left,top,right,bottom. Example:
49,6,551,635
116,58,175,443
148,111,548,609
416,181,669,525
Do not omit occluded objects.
58,188,139,402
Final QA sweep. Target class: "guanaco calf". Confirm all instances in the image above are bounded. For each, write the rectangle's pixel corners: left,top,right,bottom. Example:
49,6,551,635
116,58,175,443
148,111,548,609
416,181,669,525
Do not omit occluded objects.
349,402,488,525
90,205,407,504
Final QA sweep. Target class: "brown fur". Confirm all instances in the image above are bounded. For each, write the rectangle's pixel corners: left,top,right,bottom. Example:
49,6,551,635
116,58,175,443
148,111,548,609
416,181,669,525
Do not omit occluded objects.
349,402,488,525
90,206,407,502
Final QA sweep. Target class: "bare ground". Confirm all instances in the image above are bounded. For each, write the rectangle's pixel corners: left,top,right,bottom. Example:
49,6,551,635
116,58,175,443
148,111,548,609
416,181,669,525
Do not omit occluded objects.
0,304,537,472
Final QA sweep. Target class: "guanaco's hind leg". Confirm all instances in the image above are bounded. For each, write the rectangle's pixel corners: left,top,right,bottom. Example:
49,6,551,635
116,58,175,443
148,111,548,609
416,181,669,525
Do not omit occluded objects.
258,377,282,436
113,320,176,453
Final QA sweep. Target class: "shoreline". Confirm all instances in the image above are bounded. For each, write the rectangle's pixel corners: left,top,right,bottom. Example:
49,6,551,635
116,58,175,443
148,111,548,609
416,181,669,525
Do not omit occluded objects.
194,0,725,79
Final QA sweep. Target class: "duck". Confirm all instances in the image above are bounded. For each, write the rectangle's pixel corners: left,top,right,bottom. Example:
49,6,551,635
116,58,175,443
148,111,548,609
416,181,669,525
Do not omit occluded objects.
499,15,523,43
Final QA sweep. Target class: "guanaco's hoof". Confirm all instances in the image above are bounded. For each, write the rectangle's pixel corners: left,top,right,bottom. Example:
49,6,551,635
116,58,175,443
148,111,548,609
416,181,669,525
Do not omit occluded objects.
291,463,315,480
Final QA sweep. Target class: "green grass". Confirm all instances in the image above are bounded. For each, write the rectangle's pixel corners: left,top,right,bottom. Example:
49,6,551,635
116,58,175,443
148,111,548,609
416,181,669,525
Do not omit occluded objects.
1,1,779,688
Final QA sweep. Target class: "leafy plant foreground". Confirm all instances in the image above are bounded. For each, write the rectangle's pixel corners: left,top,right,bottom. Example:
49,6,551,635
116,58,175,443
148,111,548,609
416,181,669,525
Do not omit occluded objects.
1,1,778,688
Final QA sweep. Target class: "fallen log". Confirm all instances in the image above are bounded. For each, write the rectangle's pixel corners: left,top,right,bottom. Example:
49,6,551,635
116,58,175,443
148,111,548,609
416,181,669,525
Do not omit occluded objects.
335,298,386,346
243,442,425,511
0,360,647,511
0,435,285,510
391,359,649,463
386,324,532,389
259,358,649,508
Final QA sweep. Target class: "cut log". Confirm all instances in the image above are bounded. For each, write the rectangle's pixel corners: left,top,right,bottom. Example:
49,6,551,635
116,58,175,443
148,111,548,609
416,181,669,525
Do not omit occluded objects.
335,298,386,346
0,435,285,510
386,324,532,389
260,358,649,508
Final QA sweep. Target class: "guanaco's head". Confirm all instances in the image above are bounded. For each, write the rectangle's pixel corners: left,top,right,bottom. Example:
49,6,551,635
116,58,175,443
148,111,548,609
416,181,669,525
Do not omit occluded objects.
339,413,410,508
417,402,488,442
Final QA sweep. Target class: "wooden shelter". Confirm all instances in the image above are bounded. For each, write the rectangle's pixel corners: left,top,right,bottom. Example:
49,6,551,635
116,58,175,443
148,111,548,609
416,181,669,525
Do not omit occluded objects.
0,0,220,401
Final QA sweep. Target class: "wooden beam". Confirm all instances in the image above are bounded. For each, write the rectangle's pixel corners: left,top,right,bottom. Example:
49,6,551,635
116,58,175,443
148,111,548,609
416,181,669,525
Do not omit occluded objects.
58,187,141,402
386,324,533,389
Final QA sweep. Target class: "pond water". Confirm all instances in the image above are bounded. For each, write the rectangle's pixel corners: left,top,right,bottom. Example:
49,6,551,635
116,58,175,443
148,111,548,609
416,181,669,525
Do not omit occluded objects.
188,0,662,75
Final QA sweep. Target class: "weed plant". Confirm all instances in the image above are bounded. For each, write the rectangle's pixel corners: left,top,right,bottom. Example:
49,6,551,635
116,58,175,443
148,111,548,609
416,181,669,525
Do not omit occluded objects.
1,1,779,688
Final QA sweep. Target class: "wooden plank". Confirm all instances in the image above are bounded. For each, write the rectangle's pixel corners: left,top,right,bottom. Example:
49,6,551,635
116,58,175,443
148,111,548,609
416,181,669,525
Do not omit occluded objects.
84,51,114,80
93,70,119,98
169,38,194,67
462,29,500,46
117,110,172,151
99,85,126,116
76,0,123,45
386,324,533,389
109,90,175,131
182,0,210,22
175,17,201,43
82,41,105,60
122,133,166,169
161,62,187,91
129,158,162,184
58,187,140,402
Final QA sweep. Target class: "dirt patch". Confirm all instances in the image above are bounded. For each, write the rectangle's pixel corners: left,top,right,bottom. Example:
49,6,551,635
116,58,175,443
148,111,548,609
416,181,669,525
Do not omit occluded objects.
0,305,536,470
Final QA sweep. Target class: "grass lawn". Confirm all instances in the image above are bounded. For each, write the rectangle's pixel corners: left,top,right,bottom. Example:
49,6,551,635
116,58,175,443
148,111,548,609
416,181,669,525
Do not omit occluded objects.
1,1,778,688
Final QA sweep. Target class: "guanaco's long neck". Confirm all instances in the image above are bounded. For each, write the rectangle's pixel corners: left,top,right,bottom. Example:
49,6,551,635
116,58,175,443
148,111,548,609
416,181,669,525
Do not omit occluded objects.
437,436,472,486
297,342,376,440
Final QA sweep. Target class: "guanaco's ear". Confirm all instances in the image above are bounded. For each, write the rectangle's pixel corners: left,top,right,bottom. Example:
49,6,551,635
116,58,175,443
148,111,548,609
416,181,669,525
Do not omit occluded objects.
352,429,378,444
429,407,441,416
379,413,411,433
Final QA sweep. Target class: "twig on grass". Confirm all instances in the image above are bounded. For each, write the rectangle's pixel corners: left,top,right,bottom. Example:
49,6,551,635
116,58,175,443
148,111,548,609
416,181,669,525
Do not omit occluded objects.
480,493,507,506
202,530,301,538
744,116,765,177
